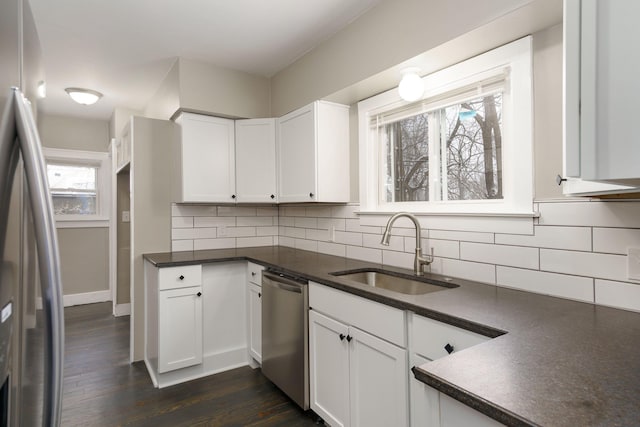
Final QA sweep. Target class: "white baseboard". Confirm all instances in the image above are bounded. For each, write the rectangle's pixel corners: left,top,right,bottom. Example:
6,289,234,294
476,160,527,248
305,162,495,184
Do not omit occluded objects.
36,290,112,309
114,303,131,317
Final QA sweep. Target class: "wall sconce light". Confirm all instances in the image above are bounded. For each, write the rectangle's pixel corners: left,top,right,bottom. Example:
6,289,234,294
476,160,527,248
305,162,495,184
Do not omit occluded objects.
398,68,424,102
65,87,103,105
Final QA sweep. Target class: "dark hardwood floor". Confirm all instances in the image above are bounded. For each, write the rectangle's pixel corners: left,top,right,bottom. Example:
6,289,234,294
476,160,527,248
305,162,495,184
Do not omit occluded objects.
62,302,319,427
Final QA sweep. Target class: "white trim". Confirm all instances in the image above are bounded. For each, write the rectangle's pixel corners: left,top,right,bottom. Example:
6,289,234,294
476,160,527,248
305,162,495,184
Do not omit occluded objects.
37,290,112,309
42,147,111,222
358,36,533,215
114,303,131,317
55,219,109,228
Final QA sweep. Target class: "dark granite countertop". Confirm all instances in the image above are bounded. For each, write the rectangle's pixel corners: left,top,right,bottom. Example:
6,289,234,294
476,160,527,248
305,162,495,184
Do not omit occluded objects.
144,246,640,426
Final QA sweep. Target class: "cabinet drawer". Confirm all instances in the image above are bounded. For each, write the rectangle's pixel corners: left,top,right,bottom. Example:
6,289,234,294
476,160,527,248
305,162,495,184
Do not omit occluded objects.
309,282,405,347
412,315,489,361
247,262,264,286
158,265,202,290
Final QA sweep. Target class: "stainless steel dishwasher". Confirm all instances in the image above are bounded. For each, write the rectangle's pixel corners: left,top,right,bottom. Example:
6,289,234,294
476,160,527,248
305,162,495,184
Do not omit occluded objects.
261,270,309,410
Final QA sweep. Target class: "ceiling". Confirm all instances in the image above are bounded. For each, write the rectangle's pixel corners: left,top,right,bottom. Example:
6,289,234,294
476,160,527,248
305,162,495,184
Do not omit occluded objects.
29,0,383,121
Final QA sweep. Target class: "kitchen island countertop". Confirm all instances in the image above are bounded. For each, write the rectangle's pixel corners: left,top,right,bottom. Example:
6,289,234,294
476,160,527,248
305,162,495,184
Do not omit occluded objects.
144,246,640,427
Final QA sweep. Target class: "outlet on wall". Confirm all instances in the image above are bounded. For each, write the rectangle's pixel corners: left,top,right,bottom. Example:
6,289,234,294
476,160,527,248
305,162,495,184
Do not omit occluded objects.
218,226,227,237
627,247,640,281
121,210,130,223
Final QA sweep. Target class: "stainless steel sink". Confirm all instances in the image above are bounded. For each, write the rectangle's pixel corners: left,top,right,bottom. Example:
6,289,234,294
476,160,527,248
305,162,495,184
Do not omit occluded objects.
331,270,457,295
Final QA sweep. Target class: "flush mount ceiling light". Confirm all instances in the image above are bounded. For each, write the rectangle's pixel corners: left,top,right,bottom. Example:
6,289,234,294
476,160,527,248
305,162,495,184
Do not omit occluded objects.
65,87,103,105
398,68,424,102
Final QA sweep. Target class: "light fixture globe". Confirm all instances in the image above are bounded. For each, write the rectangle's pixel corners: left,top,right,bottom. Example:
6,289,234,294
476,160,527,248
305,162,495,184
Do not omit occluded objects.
398,68,424,102
65,87,103,105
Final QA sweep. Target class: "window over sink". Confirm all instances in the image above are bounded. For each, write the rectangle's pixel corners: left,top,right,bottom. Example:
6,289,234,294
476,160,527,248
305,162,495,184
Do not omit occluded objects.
358,37,534,216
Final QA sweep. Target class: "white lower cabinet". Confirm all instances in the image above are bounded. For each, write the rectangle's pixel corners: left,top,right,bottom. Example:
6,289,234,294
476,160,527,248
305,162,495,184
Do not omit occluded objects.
309,282,408,427
158,286,203,373
410,354,440,427
439,393,503,427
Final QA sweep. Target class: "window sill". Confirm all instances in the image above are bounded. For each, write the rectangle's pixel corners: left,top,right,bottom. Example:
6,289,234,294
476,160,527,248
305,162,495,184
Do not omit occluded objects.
356,211,539,234
55,218,109,229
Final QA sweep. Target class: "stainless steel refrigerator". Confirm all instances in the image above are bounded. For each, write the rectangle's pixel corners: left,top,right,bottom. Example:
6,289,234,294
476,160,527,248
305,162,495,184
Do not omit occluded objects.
0,0,64,425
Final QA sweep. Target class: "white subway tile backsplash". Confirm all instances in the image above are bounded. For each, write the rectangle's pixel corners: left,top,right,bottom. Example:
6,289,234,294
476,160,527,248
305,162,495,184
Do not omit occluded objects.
441,259,496,284
172,204,217,217
345,218,382,234
593,228,640,255
193,216,236,228
335,231,363,246
427,239,460,259
317,242,347,257
237,236,274,248
237,216,273,227
257,207,278,216
172,227,217,240
538,201,640,228
172,240,194,252
226,227,256,238
496,226,591,251
363,233,403,252
331,205,359,218
170,200,640,313
382,250,414,270
172,216,194,228
283,227,306,239
540,249,628,282
294,217,318,229
497,266,594,302
307,206,334,217
461,242,539,269
595,280,640,312
318,218,346,231
306,228,329,242
257,226,279,236
193,238,236,250
279,216,295,227
295,238,318,252
428,230,494,243
282,206,306,217
346,245,382,264
218,206,257,217
279,236,295,247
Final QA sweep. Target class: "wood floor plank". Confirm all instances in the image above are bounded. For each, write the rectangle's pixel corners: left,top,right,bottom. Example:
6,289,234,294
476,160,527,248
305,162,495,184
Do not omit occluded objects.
60,302,319,427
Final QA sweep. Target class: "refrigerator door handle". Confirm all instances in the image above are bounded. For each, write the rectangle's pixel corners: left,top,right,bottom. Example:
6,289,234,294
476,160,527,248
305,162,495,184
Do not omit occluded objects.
11,87,64,427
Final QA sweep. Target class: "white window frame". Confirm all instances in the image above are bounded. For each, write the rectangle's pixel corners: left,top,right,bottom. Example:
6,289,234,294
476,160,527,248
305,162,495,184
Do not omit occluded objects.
43,147,110,228
358,37,534,216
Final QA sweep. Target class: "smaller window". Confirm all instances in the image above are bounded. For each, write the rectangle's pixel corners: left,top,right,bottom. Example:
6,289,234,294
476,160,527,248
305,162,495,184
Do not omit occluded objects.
47,163,98,215
43,148,110,225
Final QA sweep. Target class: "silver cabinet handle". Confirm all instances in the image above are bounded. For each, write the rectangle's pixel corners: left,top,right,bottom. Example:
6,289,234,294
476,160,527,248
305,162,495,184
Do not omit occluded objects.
0,88,64,426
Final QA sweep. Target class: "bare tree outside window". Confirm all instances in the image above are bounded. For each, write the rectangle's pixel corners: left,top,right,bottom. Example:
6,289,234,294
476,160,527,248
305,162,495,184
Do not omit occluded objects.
383,114,429,202
444,93,503,200
381,93,503,203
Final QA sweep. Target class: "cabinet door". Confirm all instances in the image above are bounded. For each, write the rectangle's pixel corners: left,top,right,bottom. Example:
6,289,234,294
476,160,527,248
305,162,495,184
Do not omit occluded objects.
562,0,640,195
440,393,504,427
410,354,440,427
235,118,277,203
349,326,408,427
247,282,262,363
277,103,317,202
158,286,203,373
309,310,350,427
179,113,236,203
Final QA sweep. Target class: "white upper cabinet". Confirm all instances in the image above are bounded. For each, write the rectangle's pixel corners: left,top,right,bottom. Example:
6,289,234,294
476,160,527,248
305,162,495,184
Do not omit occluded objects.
235,118,277,203
175,112,236,203
277,100,350,203
562,0,640,195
